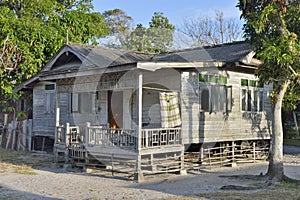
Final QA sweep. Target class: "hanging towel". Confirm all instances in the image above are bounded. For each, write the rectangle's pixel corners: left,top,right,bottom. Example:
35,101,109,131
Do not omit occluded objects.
159,92,181,128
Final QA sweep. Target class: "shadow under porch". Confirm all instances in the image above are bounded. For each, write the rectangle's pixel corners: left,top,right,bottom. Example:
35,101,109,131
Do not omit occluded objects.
53,123,185,182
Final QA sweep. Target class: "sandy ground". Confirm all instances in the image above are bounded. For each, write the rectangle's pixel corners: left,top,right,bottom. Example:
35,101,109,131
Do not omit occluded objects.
0,146,299,200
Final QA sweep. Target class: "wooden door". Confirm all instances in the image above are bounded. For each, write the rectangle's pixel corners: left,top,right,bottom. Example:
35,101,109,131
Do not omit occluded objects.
108,91,123,128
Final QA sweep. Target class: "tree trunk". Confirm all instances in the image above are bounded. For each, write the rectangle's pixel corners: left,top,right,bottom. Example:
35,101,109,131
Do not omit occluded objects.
267,80,290,181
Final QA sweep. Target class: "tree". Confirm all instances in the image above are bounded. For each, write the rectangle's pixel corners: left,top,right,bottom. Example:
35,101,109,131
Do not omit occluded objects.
147,12,175,52
179,11,242,46
123,24,151,52
237,0,300,182
102,9,133,48
124,12,175,53
0,0,108,112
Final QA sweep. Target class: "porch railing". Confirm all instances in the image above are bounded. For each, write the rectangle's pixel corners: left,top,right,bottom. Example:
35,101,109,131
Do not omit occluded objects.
85,124,137,151
56,125,66,144
55,124,81,146
141,128,181,148
55,123,182,151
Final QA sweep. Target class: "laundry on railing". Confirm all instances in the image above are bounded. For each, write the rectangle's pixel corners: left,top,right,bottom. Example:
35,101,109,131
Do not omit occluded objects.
159,92,181,128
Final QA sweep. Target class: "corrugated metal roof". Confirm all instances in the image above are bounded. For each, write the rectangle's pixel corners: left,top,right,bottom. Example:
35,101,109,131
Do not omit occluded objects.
152,42,253,63
68,43,153,68
61,41,252,69
15,41,255,91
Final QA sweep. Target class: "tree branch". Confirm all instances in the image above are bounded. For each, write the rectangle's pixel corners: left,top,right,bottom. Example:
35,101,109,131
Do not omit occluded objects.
288,65,297,76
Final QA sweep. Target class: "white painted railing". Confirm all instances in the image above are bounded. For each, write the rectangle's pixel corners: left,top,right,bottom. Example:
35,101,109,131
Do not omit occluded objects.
85,124,137,151
141,128,181,148
56,123,182,151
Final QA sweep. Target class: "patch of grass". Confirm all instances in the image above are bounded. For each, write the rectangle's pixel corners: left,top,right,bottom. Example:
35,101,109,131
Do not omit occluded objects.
160,197,202,200
16,165,38,175
284,138,300,147
0,147,53,174
195,189,300,200
17,170,38,175
0,195,16,200
274,181,299,189
249,180,262,186
0,162,36,175
189,181,300,200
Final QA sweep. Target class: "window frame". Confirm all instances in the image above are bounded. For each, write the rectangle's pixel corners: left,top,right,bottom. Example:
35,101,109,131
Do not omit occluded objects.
241,79,264,112
71,93,80,113
199,73,231,113
45,84,55,114
70,92,100,114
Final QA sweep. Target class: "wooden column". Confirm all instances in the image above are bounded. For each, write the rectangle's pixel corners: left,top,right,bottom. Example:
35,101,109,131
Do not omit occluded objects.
66,123,70,146
199,143,204,163
231,141,237,167
28,119,32,151
134,72,144,182
54,91,60,145
85,122,90,146
180,145,187,175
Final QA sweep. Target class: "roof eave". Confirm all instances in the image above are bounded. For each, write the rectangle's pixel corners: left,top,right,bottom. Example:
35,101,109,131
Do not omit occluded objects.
137,61,225,71
13,74,40,92
39,63,137,81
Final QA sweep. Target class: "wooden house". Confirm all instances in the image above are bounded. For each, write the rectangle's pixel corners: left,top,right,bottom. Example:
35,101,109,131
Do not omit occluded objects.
17,42,272,180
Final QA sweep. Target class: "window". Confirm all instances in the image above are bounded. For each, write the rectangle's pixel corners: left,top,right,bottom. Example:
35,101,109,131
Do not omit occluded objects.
45,84,55,90
71,93,79,112
241,79,264,112
80,93,91,113
199,73,231,112
95,91,107,113
45,84,55,114
70,92,98,113
18,99,26,112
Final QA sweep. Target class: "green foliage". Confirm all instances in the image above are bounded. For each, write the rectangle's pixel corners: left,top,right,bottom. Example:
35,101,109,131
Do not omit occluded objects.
0,0,109,111
103,9,133,34
102,9,133,48
124,12,175,53
238,0,300,110
238,0,300,180
149,11,175,30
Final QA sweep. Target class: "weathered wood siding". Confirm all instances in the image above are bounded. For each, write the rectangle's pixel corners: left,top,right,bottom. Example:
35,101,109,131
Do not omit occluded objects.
56,73,136,129
181,69,272,145
181,71,200,144
32,81,56,137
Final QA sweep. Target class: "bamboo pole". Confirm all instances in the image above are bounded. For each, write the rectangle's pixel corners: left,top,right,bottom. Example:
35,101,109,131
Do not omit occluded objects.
22,120,27,151
11,121,17,150
6,123,12,149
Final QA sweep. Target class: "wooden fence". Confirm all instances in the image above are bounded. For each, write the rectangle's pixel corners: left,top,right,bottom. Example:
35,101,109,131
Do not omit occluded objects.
184,141,269,171
0,119,33,151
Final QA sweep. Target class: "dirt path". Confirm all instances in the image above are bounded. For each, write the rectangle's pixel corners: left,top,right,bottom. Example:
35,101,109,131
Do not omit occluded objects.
0,147,299,200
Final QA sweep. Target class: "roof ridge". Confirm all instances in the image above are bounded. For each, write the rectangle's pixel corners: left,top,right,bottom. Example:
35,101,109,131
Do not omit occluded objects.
164,41,248,54
68,42,155,57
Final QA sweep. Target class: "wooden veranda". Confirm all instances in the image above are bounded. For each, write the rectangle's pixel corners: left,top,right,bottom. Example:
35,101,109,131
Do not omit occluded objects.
54,122,185,181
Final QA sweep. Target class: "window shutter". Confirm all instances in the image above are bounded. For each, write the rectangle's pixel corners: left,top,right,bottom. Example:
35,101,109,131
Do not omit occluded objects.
72,93,79,112
45,93,51,113
226,86,232,112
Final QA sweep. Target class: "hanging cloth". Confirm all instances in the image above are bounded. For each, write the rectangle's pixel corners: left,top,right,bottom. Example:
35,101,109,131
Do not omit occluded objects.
159,92,181,128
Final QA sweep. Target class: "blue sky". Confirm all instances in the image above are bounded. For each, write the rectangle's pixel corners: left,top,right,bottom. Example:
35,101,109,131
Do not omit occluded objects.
92,0,242,27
